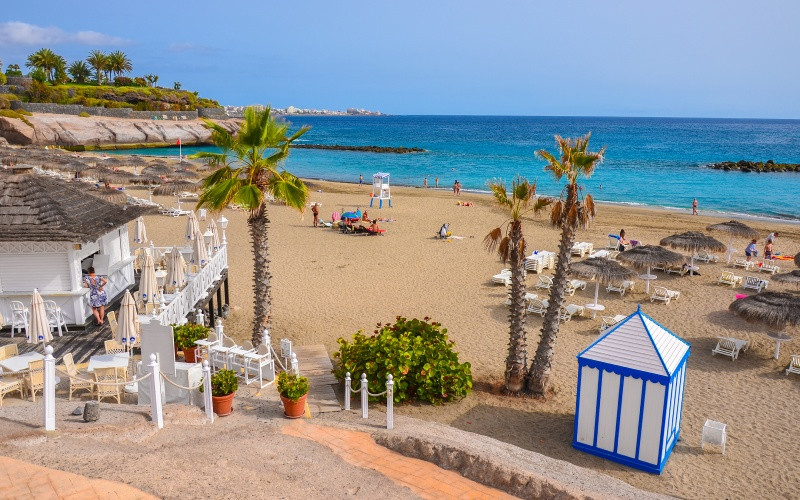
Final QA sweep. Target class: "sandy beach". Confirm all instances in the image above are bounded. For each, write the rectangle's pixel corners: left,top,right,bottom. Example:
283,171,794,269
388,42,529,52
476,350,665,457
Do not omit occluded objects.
129,178,800,499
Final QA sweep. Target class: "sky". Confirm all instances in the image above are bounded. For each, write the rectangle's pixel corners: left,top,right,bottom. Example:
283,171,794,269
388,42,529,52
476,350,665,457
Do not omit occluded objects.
2,1,799,118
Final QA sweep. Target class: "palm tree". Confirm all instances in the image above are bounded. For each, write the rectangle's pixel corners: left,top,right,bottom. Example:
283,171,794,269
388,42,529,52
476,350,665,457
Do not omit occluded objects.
68,61,92,84
526,133,605,397
26,48,62,83
191,107,310,344
484,177,550,394
86,50,107,85
106,51,132,80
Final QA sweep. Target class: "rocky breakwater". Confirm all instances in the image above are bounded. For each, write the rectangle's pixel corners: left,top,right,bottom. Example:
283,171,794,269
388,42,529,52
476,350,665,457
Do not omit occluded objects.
709,159,800,172
0,113,239,149
292,144,425,153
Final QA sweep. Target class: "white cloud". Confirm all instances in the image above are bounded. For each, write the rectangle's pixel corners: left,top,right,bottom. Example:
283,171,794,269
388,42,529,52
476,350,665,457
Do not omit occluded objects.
0,21,127,46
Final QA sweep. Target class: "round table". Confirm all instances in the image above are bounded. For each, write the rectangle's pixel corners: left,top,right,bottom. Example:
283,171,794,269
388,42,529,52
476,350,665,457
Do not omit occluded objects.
639,273,657,293
584,303,606,319
766,331,792,359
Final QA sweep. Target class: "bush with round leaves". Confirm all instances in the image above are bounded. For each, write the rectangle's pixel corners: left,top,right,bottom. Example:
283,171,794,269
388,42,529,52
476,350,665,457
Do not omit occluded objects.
333,316,472,405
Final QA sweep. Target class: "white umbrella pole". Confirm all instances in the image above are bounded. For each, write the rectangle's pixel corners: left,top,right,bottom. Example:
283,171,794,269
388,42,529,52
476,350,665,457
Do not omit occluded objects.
727,236,734,264
646,265,651,294
593,281,599,306
690,255,695,276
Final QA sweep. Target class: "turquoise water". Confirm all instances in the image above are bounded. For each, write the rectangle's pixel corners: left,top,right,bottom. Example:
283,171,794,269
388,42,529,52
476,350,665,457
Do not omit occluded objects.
111,116,800,220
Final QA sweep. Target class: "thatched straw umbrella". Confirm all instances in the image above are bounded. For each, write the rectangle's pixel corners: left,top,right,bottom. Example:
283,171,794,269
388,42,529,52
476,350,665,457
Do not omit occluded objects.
98,170,138,184
729,291,800,358
571,258,637,318
168,169,199,180
772,270,800,286
129,173,162,185
660,231,726,276
616,245,684,293
58,160,91,176
84,186,128,205
153,180,200,196
143,164,174,176
706,220,760,263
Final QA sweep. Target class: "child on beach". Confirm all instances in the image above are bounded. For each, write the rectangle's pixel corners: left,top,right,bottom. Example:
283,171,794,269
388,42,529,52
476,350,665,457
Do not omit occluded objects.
764,239,774,259
745,239,758,261
692,198,698,215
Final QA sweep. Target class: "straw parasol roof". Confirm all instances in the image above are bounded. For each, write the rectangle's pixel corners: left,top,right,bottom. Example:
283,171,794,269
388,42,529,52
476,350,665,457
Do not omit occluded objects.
729,291,800,331
153,180,200,196
660,231,726,253
772,270,800,285
143,164,173,176
616,245,684,270
168,169,199,180
85,186,128,205
98,170,138,184
706,220,760,239
129,173,162,185
570,258,637,285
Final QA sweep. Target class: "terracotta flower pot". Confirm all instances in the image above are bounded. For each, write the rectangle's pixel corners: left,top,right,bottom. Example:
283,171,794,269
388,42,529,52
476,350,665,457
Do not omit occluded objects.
212,392,235,416
183,345,200,363
280,393,308,419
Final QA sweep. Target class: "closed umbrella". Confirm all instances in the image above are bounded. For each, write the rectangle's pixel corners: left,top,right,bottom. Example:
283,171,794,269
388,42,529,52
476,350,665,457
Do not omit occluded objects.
116,290,139,347
165,245,187,290
571,258,637,318
191,227,209,267
616,245,684,293
207,219,221,253
185,211,201,241
139,253,160,308
28,289,52,344
660,231,726,276
134,216,148,244
706,220,760,263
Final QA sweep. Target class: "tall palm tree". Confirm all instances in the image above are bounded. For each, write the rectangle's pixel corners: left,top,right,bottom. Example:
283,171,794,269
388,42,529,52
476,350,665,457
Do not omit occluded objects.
68,61,92,84
107,51,132,79
86,50,107,85
25,48,62,83
484,177,550,394
191,107,310,344
526,133,605,397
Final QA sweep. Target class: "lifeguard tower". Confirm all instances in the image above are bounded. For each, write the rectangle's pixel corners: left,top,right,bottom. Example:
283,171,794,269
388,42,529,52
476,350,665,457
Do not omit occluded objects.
369,172,392,208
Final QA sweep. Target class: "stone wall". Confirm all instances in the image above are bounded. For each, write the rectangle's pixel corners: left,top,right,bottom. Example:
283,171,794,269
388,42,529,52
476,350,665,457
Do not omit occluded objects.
6,77,32,87
197,107,228,119
10,101,200,120
0,85,12,94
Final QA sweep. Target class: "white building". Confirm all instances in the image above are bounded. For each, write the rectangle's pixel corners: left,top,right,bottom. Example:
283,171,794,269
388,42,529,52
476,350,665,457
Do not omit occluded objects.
0,168,151,326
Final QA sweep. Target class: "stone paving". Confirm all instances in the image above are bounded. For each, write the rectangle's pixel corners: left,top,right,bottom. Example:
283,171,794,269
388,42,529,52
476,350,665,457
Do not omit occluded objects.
283,419,515,499
0,456,155,499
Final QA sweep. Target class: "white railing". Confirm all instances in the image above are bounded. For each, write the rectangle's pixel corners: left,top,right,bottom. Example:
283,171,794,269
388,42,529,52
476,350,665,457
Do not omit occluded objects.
344,372,394,430
146,244,227,326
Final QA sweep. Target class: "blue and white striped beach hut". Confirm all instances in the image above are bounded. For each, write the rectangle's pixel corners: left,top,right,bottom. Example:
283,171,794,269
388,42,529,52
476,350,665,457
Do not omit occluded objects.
573,305,690,474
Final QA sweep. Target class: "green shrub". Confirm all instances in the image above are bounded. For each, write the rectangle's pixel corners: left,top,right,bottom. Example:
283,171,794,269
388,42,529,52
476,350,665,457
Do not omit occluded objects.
16,109,32,116
0,73,6,85
277,372,310,402
114,76,133,87
26,81,55,103
172,322,210,350
0,109,33,128
200,369,238,397
79,111,90,117
333,316,472,405
0,97,9,110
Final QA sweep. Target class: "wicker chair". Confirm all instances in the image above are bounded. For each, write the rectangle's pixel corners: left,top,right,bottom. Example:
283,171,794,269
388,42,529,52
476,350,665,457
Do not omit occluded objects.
0,343,19,361
25,360,45,402
107,311,118,338
94,367,125,404
104,340,126,355
63,352,93,400
0,373,25,406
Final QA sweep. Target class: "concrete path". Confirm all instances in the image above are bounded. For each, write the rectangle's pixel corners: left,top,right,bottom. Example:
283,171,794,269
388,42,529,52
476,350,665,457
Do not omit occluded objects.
0,455,155,499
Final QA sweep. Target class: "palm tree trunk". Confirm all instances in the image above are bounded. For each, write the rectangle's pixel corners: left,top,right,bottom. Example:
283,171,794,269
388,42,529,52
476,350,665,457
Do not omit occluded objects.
527,189,578,396
248,203,273,345
505,220,528,394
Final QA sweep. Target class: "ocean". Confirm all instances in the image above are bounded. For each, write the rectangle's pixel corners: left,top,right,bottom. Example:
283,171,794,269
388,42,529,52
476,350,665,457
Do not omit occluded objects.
112,116,800,221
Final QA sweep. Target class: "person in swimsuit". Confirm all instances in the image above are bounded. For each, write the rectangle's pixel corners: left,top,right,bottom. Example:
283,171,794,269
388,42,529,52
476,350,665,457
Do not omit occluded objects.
83,266,108,325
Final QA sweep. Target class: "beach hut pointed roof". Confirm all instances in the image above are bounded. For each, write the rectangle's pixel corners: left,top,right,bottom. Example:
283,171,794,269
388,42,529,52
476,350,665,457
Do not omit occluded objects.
578,305,690,377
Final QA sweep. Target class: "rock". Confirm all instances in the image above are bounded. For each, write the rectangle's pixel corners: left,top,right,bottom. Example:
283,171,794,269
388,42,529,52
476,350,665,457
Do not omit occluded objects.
71,407,83,416
83,401,100,422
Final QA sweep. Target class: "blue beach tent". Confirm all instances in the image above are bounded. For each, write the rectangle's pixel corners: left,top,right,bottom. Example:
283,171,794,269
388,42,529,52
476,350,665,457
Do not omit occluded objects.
573,305,690,474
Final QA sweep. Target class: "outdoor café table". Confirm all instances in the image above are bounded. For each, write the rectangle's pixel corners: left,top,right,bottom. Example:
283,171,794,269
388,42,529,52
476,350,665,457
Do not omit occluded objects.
584,303,606,319
0,351,44,373
766,331,792,360
87,352,130,373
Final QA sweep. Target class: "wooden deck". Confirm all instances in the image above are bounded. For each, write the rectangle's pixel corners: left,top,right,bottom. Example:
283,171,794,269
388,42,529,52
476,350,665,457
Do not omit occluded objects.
0,323,111,364
293,344,341,414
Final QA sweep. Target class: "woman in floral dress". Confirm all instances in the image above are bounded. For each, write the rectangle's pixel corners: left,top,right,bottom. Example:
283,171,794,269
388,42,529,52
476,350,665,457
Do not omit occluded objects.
83,266,108,325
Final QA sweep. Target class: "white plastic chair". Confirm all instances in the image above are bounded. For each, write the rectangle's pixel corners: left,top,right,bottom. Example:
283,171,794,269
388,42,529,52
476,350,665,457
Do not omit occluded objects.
44,300,68,337
650,286,680,304
759,262,780,275
526,298,548,317
712,337,748,360
244,344,275,388
558,304,584,322
701,419,727,455
534,275,553,291
566,279,587,296
717,272,742,287
743,276,768,292
786,355,800,377
10,301,28,338
210,337,236,371
733,258,754,270
695,250,719,263
228,340,256,375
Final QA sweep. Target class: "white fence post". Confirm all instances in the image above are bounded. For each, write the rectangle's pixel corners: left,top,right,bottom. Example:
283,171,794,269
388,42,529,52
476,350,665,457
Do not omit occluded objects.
202,360,214,423
215,320,224,339
360,373,368,419
344,372,351,411
149,354,164,429
386,374,394,430
291,353,299,375
43,345,56,431
196,308,205,327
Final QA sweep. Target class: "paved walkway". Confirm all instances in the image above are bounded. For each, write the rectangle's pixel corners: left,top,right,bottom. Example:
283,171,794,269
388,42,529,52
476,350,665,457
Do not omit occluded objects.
0,456,155,499
283,420,514,499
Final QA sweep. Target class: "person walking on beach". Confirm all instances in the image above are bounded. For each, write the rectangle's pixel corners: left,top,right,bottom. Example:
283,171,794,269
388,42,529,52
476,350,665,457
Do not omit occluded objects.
424,177,428,189
435,177,439,188
767,231,778,244
311,203,319,227
453,180,458,195
359,174,363,186
745,239,758,261
692,198,698,215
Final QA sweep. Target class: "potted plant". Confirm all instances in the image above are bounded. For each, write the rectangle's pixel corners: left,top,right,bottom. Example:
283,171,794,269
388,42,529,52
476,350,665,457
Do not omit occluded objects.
200,368,238,416
172,323,209,363
277,372,309,418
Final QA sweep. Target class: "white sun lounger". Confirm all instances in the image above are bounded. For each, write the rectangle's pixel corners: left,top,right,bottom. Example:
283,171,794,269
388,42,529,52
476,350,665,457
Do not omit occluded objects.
695,250,720,263
534,275,553,291
786,355,800,376
743,276,768,292
599,314,626,332
559,304,584,322
717,271,742,287
526,298,549,317
759,262,780,275
606,280,634,296
733,258,755,270
712,337,749,361
492,269,512,285
650,286,680,304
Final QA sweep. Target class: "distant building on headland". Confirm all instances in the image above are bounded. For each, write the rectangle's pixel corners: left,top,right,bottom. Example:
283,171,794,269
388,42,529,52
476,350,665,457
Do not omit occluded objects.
223,105,384,118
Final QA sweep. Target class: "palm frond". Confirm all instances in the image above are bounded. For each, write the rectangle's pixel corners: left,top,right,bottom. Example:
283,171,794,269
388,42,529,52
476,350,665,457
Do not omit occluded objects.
234,184,263,210
498,237,511,262
550,199,564,226
269,171,309,210
484,227,503,253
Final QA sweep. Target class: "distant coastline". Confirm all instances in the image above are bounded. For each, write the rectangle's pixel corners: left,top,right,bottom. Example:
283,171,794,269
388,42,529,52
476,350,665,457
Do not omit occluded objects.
224,105,384,117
